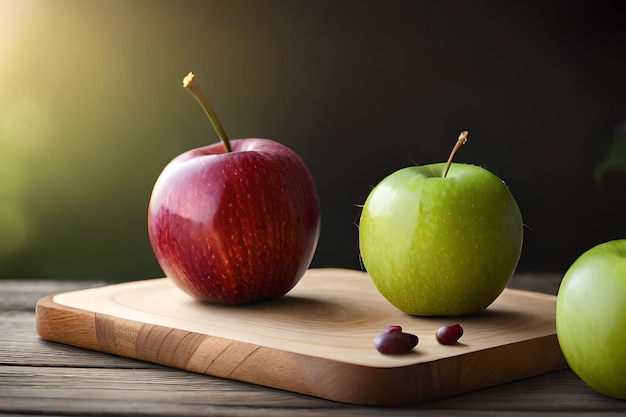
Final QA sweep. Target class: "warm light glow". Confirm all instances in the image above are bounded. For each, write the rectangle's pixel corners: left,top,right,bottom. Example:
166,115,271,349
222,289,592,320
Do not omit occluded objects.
1,97,54,153
0,1,33,52
0,2,35,258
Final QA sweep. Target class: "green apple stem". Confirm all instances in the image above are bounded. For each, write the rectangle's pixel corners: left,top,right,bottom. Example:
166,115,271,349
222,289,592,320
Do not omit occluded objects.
443,131,468,178
183,72,232,153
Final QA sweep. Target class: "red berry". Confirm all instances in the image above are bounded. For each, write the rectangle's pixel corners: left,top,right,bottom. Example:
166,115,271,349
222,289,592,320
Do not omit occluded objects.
374,328,419,354
436,324,464,345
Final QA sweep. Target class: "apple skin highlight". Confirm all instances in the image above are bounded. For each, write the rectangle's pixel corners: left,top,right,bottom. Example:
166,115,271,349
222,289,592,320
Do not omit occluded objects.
148,138,320,304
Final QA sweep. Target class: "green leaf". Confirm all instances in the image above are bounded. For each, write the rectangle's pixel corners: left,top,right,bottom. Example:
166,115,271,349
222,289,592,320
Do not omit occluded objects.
595,124,626,186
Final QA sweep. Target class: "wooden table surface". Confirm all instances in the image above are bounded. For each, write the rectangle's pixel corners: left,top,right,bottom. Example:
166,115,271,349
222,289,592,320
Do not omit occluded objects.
1,274,625,416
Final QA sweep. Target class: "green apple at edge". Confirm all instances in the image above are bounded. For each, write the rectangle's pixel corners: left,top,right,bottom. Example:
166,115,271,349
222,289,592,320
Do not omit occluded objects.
359,132,523,316
556,240,626,399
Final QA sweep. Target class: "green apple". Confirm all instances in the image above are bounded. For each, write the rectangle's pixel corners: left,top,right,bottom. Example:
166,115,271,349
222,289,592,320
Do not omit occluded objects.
556,240,626,399
359,132,523,316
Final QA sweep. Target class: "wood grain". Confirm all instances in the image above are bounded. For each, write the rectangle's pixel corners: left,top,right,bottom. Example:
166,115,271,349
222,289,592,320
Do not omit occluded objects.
35,268,568,406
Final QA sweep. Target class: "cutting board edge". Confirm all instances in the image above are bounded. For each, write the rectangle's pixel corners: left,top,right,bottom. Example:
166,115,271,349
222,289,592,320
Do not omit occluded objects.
36,293,100,351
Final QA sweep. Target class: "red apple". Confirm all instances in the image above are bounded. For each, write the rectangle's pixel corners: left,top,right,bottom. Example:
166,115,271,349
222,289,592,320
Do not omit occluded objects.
147,73,320,304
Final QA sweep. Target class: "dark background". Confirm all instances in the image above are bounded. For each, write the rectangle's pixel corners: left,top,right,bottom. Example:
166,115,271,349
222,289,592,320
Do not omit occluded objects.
1,0,625,281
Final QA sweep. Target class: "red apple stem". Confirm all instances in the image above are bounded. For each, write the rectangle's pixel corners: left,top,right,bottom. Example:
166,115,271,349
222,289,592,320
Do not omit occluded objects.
443,131,468,178
183,72,232,153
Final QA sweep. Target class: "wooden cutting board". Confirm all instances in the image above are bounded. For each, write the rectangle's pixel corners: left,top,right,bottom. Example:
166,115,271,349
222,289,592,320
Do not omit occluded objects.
35,268,567,406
